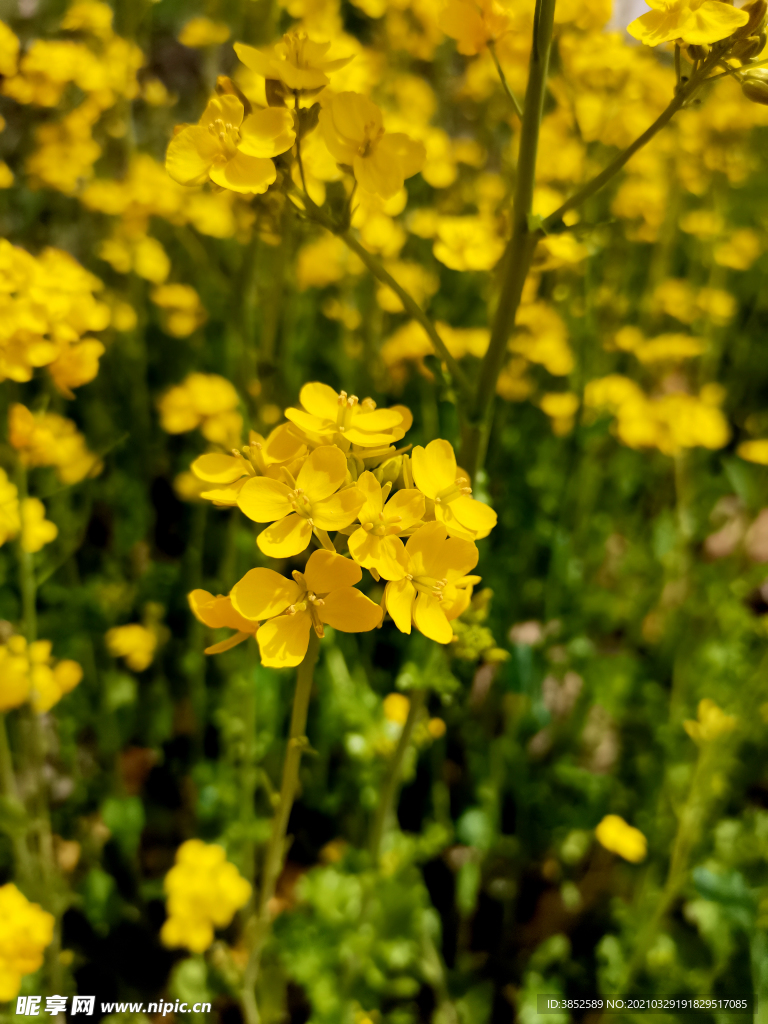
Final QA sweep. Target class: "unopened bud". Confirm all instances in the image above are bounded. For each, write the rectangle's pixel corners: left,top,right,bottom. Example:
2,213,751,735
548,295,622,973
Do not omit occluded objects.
265,78,289,107
215,75,252,115
733,0,767,37
686,43,709,61
731,33,763,59
742,67,768,104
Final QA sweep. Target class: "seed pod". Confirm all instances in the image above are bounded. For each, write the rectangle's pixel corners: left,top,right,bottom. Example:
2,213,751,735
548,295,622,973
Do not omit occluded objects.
742,67,768,104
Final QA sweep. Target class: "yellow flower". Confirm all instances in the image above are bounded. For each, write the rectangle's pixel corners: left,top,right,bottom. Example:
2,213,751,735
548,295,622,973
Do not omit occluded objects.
0,636,82,714
285,383,409,448
319,92,426,199
230,550,382,668
166,94,295,195
432,215,506,272
161,840,251,954
20,498,57,554
0,884,55,1001
683,698,737,742
0,637,32,711
10,404,102,484
60,2,114,39
383,522,480,644
151,284,207,338
738,439,768,464
191,424,307,508
595,815,647,863
237,445,364,558
106,623,157,672
383,692,411,725
235,32,352,93
540,393,580,437
348,472,425,579
178,17,230,48
0,468,20,547
628,0,749,46
157,373,242,447
442,0,512,55
0,21,20,78
188,590,261,655
412,439,497,541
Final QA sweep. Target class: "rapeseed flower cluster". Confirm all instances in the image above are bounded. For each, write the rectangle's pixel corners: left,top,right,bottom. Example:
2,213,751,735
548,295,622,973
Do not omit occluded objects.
0,884,55,1001
595,815,648,863
0,636,82,714
157,374,242,448
9,404,102,485
0,242,110,395
187,383,496,665
161,840,251,954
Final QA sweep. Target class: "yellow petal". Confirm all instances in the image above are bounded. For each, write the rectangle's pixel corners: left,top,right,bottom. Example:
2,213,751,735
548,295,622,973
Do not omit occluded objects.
209,152,276,195
230,568,300,620
353,151,402,200
357,470,384,521
304,549,362,593
237,476,292,523
312,487,365,530
384,487,425,528
385,577,415,634
413,593,453,644
404,521,450,574
239,107,296,158
257,611,312,668
299,382,340,421
257,513,313,557
320,588,383,632
192,453,249,484
377,535,410,581
296,444,347,500
166,125,219,186
412,439,456,498
199,94,244,128
444,494,497,539
189,590,257,631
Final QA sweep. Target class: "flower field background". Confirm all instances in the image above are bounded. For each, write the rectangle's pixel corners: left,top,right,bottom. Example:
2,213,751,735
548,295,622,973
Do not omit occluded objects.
1,0,768,1022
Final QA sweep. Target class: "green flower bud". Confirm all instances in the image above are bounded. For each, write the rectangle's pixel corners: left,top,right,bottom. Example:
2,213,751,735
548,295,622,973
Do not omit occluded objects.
742,67,768,104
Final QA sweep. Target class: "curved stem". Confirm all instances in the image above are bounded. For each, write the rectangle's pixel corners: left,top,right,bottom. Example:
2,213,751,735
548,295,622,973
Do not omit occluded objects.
489,40,524,119
241,631,321,1024
369,687,427,863
338,231,473,401
460,0,557,480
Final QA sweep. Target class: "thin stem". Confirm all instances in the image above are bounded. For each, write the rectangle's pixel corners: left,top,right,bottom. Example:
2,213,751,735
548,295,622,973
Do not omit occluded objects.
369,688,427,863
460,0,557,480
16,464,37,643
540,54,718,234
241,631,321,1024
489,40,523,119
0,714,30,883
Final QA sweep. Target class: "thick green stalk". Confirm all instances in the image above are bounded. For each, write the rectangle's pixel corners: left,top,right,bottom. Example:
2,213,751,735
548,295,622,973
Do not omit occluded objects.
369,688,427,863
241,631,321,1024
460,0,557,480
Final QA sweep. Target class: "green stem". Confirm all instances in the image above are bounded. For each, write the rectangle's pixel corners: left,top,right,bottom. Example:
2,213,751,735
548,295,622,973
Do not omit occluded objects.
460,0,557,480
338,230,473,400
241,631,321,1024
16,464,37,643
369,688,427,863
0,713,30,883
489,40,524,118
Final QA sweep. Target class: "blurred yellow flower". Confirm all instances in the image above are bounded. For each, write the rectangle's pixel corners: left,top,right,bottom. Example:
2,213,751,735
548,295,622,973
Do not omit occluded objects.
161,840,251,954
442,0,512,55
320,92,425,199
166,94,295,195
0,884,54,1001
595,815,647,863
0,468,20,547
106,624,157,672
157,373,242,447
348,472,425,579
0,21,20,78
237,445,364,558
151,284,207,337
737,439,768,464
383,522,480,643
684,698,737,742
713,228,762,270
540,392,580,436
383,692,411,725
235,32,352,92
231,550,382,668
628,0,749,46
412,439,497,541
0,636,82,714
9,404,102,484
178,18,231,48
20,497,58,554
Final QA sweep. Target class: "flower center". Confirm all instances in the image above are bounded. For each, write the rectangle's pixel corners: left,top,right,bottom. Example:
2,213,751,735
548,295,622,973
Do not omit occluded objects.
358,120,384,158
286,585,326,636
434,474,472,505
408,573,448,600
288,487,314,522
208,119,241,160
363,512,403,537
